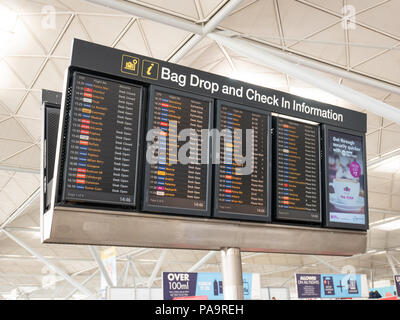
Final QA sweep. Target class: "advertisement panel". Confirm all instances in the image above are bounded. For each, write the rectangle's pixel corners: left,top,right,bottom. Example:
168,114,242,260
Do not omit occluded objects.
295,274,321,299
320,274,361,298
162,272,260,300
323,126,368,230
296,273,362,299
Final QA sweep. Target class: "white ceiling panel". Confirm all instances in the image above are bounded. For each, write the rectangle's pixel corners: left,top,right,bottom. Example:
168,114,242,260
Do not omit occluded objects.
219,0,281,45
306,0,343,14
199,0,226,20
353,48,400,85
52,16,90,57
1,144,40,169
114,20,150,55
278,0,340,41
181,41,225,70
340,78,389,100
0,139,32,161
348,25,398,68
12,172,39,194
78,14,131,46
347,0,386,12
368,175,392,194
290,22,347,67
16,91,41,119
133,0,199,21
16,118,41,141
0,106,10,116
58,0,125,14
139,19,191,60
179,37,214,67
4,0,69,13
0,90,27,114
5,19,45,57
0,60,27,90
366,112,382,133
0,118,33,142
380,129,400,154
32,59,67,92
355,0,400,38
1,179,30,208
20,14,72,53
4,57,45,89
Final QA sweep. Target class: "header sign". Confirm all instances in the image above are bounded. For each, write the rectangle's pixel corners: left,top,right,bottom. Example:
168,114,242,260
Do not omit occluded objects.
70,39,366,132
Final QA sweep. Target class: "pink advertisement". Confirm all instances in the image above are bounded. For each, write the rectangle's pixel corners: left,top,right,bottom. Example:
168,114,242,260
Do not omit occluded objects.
327,130,366,226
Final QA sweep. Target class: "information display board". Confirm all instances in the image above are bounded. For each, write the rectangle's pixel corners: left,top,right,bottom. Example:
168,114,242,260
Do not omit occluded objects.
273,117,321,223
142,86,213,217
213,100,271,222
61,72,143,207
322,125,368,230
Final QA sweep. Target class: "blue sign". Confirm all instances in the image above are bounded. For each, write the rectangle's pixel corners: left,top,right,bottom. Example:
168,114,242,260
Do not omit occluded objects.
321,274,361,298
369,286,396,299
162,272,254,300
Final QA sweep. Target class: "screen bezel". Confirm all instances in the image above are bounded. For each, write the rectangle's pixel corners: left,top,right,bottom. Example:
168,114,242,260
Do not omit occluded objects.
60,71,144,208
142,85,214,217
322,125,369,230
213,99,272,222
272,116,322,224
44,103,60,211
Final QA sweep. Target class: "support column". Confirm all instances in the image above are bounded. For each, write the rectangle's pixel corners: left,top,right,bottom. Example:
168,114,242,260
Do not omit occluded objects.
220,248,243,300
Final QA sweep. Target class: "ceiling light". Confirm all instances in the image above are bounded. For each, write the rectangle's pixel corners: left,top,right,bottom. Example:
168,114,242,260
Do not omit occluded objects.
374,219,400,231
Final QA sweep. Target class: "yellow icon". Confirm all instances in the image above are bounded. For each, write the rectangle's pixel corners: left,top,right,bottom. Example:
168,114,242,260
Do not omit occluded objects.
146,63,154,75
121,55,139,76
125,59,138,71
142,59,159,80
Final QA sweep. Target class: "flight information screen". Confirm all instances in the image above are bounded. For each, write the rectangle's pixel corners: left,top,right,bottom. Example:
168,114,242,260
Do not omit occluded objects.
143,87,212,216
214,102,270,221
274,117,321,222
61,72,143,206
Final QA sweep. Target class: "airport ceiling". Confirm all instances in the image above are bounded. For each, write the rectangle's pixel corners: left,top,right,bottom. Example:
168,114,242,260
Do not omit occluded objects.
0,0,399,299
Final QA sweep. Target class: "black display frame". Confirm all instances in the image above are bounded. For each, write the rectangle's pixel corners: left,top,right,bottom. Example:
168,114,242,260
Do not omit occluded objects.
272,116,322,224
43,102,61,211
60,71,145,208
142,85,214,217
322,125,369,231
213,100,272,222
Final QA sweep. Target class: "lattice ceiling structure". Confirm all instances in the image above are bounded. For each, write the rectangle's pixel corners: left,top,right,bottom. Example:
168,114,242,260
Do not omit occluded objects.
0,0,399,299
